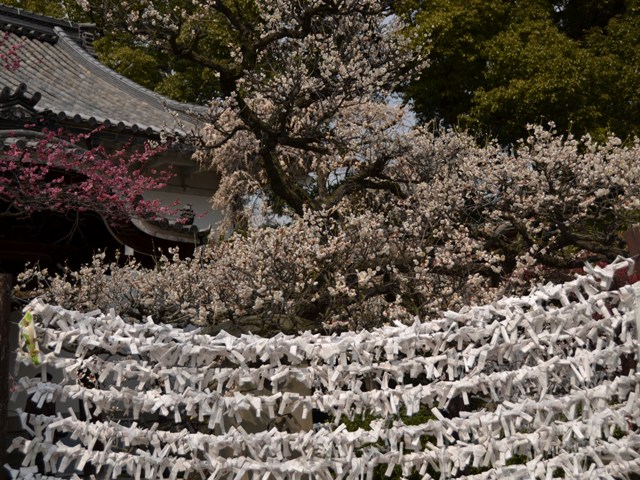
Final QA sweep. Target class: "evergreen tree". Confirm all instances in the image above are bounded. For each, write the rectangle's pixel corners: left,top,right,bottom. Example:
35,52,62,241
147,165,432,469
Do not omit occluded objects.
398,0,640,143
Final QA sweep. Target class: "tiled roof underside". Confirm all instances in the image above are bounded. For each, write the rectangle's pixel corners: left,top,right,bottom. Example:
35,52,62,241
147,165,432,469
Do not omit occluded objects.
2,28,203,135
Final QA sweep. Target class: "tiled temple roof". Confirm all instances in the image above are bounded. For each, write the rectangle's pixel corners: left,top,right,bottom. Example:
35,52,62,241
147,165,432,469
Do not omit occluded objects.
0,4,204,136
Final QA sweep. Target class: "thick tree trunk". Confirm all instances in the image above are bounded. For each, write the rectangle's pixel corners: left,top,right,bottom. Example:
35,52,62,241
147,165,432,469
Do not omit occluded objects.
0,273,12,480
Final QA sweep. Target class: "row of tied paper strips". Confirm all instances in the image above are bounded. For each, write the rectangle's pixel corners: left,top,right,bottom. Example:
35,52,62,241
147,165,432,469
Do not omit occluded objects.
7,257,640,479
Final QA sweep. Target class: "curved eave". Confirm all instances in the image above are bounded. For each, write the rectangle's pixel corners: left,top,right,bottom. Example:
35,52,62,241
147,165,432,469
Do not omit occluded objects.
130,218,211,244
44,109,186,137
104,219,208,258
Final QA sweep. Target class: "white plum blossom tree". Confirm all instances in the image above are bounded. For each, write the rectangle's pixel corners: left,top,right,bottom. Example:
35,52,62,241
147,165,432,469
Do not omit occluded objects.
62,2,640,330
75,0,418,225
21,126,640,332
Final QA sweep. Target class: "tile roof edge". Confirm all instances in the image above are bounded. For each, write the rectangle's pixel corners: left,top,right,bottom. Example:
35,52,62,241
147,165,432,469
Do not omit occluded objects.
0,3,93,44
44,109,190,137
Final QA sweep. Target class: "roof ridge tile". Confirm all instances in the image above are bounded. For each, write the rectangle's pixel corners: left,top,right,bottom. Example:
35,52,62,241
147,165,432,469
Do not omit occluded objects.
0,3,94,44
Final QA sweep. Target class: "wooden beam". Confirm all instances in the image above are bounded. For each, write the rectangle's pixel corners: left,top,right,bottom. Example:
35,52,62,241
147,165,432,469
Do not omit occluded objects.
0,273,12,480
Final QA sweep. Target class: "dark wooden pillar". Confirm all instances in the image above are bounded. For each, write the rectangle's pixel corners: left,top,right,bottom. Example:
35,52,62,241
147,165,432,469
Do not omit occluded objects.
0,273,12,480
625,225,640,276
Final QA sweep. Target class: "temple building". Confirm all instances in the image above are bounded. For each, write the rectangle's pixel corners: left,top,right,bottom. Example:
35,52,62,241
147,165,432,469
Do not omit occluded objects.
0,3,219,271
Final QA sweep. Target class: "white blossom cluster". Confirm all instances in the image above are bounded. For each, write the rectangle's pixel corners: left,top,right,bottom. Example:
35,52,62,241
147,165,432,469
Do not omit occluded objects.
190,0,417,225
9,257,640,479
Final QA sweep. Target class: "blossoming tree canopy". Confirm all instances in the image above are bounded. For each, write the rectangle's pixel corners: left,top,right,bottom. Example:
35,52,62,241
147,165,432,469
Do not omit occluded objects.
0,128,173,220
20,127,640,332
1,29,173,222
70,0,418,223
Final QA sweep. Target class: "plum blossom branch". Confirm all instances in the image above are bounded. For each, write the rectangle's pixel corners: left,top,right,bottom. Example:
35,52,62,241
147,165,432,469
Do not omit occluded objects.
1,127,173,221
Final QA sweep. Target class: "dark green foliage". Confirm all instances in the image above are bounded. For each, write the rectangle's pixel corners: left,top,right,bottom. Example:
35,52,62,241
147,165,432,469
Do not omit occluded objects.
553,0,627,39
1,0,87,20
93,34,221,104
398,0,640,144
340,410,380,432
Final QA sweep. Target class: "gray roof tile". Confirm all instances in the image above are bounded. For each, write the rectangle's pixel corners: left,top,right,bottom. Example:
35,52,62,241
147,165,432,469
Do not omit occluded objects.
0,5,205,136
